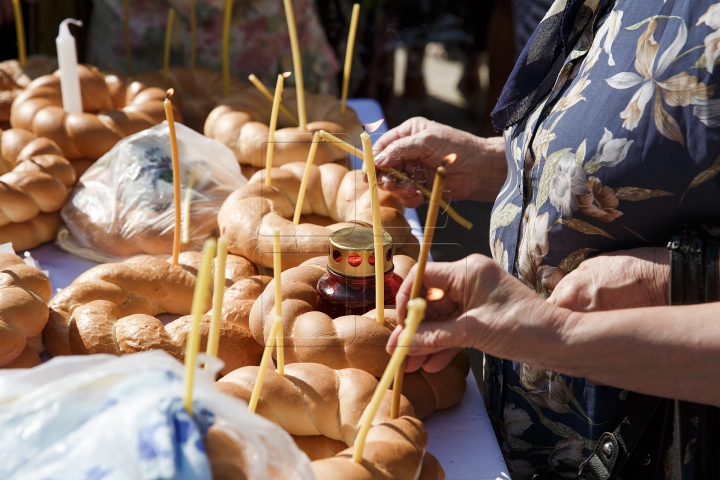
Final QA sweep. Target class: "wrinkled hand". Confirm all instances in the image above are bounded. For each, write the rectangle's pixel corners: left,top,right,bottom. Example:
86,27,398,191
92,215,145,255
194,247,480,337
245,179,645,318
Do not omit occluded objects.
371,117,504,207
548,247,669,312
387,254,566,373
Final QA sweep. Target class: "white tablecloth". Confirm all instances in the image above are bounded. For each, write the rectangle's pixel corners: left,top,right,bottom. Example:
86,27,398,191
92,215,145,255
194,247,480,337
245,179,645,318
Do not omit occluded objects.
24,98,508,480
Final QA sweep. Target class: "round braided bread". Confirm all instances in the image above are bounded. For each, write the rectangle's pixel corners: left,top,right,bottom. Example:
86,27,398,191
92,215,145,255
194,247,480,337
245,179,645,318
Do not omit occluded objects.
0,55,58,126
205,86,362,167
217,363,415,445
10,64,177,168
0,252,52,368
311,416,443,480
133,66,248,133
44,252,265,374
218,162,419,269
0,128,76,251
248,255,469,418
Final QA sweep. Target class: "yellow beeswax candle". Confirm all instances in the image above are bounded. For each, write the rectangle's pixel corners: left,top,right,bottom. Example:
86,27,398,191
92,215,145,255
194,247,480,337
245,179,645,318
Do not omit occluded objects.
164,89,182,265
11,0,26,69
183,238,217,414
341,4,360,115
264,73,284,187
163,8,175,84
282,0,306,129
273,228,284,375
222,0,233,96
248,74,299,126
293,131,320,224
205,237,228,366
361,131,384,326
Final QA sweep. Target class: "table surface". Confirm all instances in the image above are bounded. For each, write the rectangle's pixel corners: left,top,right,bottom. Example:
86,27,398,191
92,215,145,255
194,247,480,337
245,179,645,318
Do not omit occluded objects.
23,98,508,480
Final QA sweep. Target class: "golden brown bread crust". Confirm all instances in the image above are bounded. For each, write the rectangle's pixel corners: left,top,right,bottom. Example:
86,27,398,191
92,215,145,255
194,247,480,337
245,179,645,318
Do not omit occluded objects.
44,252,265,373
204,427,250,480
310,417,441,480
0,252,51,368
218,162,419,270
0,56,58,123
0,128,76,251
205,86,363,167
10,64,177,165
217,363,414,446
247,255,469,417
132,67,248,133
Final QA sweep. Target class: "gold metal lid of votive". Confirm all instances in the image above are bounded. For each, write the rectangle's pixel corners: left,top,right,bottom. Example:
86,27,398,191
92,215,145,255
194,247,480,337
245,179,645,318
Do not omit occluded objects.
327,226,394,277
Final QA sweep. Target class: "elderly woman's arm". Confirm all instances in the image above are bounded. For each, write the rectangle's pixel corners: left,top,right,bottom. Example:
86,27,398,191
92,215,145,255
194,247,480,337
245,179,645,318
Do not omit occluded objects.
388,254,720,407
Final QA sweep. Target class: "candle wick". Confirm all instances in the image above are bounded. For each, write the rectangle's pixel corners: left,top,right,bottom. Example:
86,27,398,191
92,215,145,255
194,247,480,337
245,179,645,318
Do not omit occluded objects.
166,88,175,100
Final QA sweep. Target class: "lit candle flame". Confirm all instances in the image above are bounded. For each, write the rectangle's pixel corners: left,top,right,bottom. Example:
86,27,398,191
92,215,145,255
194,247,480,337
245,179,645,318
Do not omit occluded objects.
426,288,445,301
364,118,385,133
282,71,293,78
442,153,457,166
166,88,175,100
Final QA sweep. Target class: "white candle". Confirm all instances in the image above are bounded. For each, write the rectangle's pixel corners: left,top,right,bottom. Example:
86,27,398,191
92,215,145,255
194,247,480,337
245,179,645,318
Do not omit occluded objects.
56,19,83,114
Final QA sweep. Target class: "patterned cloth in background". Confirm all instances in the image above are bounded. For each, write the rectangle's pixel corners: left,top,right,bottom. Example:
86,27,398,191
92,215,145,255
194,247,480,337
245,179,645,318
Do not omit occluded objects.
87,0,340,93
487,0,720,478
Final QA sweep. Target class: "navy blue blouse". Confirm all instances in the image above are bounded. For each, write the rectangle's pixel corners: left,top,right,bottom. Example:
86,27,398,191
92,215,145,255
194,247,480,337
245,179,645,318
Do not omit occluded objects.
488,1,720,478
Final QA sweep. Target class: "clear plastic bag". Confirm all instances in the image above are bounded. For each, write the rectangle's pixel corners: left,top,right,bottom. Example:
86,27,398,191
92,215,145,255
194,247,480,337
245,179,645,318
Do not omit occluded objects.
59,122,246,262
0,350,314,480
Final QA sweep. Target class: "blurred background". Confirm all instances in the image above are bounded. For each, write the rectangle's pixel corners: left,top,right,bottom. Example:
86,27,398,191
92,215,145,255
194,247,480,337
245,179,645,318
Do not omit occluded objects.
0,0,530,262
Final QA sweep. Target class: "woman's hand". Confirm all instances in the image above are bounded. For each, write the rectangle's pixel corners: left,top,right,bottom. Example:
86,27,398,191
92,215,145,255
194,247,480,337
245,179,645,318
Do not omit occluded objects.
371,117,507,207
547,247,669,312
387,254,568,373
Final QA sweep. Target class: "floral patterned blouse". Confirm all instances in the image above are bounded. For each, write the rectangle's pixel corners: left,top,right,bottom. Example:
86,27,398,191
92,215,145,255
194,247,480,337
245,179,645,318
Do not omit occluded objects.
488,1,720,478
86,0,339,93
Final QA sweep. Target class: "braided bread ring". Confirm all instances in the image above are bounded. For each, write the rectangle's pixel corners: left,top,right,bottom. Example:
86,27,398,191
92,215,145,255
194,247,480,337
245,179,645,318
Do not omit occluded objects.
248,256,468,418
133,66,248,133
10,64,176,165
44,252,265,374
0,55,58,124
0,253,51,368
0,128,76,251
218,162,419,270
205,87,363,167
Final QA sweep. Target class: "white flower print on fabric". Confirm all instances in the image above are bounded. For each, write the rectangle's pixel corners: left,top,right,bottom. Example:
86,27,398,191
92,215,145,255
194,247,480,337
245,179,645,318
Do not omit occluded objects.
697,3,720,73
593,128,633,167
585,8,623,71
606,18,714,144
549,153,587,218
491,238,510,272
548,436,586,478
517,204,550,287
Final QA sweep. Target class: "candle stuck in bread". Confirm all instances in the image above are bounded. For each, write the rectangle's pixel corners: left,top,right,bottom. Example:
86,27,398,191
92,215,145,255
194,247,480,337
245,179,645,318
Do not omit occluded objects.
248,74,300,126
183,238,217,414
293,131,321,224
273,228,284,375
353,297,427,463
341,4,360,115
206,237,229,366
391,163,447,419
11,0,26,69
222,0,233,96
164,89,182,265
361,131,385,326
282,0,307,129
264,73,288,187
163,8,175,84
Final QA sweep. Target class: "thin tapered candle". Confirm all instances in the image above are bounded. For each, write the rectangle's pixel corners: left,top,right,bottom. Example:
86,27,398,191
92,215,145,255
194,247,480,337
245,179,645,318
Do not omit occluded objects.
11,0,25,69
247,322,280,413
390,165,446,419
316,130,473,230
353,298,427,462
264,73,284,187
189,0,197,69
361,131,384,326
341,4,360,115
164,89,181,265
273,229,284,375
248,74,299,126
163,8,175,83
293,131,320,224
124,0,132,74
183,238,216,414
205,237,228,367
282,0,306,129
222,0,233,96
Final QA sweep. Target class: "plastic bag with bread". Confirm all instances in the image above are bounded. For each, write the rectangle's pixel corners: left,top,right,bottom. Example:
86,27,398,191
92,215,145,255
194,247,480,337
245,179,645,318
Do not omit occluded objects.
59,122,246,262
0,350,314,479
